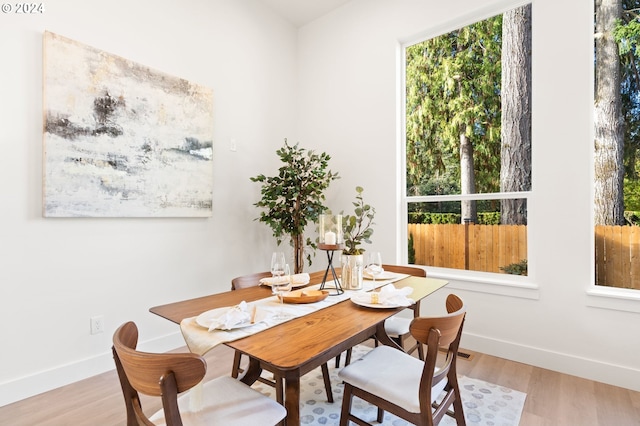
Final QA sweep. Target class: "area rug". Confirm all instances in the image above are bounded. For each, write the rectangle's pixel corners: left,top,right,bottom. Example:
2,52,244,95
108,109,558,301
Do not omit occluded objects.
251,345,527,425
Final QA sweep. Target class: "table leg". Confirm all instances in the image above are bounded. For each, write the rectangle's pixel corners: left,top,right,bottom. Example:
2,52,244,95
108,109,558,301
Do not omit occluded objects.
283,375,301,425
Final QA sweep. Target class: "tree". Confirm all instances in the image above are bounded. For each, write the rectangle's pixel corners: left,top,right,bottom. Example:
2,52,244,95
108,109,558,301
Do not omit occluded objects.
595,0,625,225
500,4,532,225
615,1,640,213
250,141,339,273
405,15,503,222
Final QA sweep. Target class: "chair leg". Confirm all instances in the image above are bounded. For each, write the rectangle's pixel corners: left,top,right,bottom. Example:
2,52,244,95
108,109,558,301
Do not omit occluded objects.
321,363,334,403
231,351,242,378
450,376,466,425
339,383,354,426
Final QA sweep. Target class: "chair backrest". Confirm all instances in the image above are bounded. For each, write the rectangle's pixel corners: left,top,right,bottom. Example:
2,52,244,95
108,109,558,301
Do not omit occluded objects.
383,264,426,316
381,264,427,277
231,271,272,290
112,321,207,426
409,295,466,416
445,293,463,314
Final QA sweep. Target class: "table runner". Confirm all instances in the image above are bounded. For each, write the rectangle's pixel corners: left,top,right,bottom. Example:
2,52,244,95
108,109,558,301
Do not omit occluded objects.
180,275,408,356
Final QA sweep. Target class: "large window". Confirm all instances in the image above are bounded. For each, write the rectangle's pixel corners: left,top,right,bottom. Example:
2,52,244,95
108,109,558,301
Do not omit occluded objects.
403,5,532,277
593,0,640,291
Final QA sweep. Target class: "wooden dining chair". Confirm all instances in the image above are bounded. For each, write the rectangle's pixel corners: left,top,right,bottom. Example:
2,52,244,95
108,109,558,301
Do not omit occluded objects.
230,271,334,403
336,264,427,367
338,294,467,426
380,264,427,358
112,321,286,426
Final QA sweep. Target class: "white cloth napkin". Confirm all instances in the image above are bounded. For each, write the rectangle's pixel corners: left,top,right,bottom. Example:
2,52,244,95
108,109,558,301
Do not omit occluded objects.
351,284,414,306
206,301,251,331
259,273,310,286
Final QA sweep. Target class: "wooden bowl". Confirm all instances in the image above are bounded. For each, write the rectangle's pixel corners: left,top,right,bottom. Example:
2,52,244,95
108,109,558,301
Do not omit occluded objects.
281,289,330,304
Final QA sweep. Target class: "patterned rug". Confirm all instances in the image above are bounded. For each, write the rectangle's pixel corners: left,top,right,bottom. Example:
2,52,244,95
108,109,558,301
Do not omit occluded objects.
251,345,527,425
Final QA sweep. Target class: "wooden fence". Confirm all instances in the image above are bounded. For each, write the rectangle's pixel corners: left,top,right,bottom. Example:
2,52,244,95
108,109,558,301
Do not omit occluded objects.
408,223,527,274
408,223,640,289
595,225,640,289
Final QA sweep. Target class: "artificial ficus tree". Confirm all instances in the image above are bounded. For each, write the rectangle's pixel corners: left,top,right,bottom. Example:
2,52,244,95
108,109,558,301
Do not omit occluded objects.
250,140,339,273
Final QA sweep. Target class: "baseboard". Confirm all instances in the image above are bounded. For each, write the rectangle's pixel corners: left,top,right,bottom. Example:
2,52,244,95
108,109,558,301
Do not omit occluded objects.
462,332,640,392
0,331,184,407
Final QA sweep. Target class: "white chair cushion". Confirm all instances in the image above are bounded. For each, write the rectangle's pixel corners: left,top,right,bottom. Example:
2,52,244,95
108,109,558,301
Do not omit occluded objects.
149,376,286,426
338,346,447,413
383,316,411,336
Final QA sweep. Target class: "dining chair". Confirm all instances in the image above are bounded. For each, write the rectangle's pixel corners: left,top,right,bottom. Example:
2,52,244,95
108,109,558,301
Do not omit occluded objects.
230,271,334,403
338,294,467,426
112,321,286,426
335,264,427,367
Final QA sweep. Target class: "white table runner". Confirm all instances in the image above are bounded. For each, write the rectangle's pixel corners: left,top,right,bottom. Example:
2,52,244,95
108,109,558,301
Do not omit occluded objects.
180,275,407,356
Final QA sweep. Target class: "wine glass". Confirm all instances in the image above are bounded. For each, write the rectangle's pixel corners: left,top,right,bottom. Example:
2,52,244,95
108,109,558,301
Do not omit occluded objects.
270,252,286,278
272,263,292,320
365,251,383,288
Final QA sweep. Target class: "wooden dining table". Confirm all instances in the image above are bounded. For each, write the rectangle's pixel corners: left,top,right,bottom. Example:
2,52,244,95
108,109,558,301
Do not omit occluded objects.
149,269,448,426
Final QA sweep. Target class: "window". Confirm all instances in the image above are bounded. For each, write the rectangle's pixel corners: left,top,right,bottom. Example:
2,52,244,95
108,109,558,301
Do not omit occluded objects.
593,0,640,291
402,5,532,278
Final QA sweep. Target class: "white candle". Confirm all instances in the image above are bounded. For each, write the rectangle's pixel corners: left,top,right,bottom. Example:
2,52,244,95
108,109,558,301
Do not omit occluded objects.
324,231,336,245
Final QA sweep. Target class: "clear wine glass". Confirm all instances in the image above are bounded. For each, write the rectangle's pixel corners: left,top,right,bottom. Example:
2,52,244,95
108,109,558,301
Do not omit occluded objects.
365,251,383,288
270,252,286,278
272,263,292,320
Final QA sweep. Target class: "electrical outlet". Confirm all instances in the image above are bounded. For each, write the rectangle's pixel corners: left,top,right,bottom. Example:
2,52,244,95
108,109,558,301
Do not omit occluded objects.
230,138,237,152
90,315,104,335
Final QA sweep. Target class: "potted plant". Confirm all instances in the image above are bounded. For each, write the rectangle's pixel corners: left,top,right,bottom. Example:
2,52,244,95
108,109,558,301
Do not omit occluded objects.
341,186,376,289
250,140,339,273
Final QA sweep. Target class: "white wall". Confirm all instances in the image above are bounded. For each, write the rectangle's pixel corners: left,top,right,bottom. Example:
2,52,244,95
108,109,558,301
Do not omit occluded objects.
0,0,298,406
296,0,640,392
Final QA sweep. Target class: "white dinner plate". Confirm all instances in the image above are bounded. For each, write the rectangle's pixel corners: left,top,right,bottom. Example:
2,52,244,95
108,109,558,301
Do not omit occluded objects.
363,271,398,280
350,296,403,309
196,306,267,330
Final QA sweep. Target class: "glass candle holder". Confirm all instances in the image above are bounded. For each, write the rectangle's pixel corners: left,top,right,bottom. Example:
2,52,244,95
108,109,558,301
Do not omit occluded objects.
319,214,343,245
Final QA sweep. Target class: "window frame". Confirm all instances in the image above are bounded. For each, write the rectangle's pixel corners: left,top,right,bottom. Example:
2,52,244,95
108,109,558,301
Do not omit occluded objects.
398,19,539,299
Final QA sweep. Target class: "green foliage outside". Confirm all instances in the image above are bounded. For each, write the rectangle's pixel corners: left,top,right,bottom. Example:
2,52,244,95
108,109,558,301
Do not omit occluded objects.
408,233,416,264
405,14,503,196
408,212,500,225
500,259,528,276
613,1,640,223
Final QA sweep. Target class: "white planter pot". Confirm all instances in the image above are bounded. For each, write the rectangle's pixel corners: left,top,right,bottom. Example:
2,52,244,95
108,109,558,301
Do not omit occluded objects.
341,254,364,290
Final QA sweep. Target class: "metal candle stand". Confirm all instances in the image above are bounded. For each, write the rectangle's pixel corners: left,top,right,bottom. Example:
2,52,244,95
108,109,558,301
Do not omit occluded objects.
318,243,344,295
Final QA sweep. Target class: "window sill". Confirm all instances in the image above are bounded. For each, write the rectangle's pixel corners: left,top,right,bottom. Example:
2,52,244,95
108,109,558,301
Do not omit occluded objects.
425,267,540,300
586,286,640,313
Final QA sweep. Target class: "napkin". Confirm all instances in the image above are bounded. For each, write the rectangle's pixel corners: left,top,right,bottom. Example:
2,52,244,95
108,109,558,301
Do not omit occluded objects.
260,273,310,286
207,301,251,331
352,284,414,307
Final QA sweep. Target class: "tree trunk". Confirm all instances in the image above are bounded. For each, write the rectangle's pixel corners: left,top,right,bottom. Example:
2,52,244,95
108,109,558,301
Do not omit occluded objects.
460,126,477,223
500,4,532,225
594,0,625,225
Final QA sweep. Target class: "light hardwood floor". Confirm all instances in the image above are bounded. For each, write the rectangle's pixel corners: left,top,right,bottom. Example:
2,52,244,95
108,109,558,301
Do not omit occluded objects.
2,343,639,425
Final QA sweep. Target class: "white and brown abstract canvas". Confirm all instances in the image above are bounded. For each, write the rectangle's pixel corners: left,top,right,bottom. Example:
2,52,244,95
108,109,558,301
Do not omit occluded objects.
42,31,214,217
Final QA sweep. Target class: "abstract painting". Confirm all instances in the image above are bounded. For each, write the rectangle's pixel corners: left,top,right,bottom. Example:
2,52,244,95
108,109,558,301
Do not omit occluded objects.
42,31,214,217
